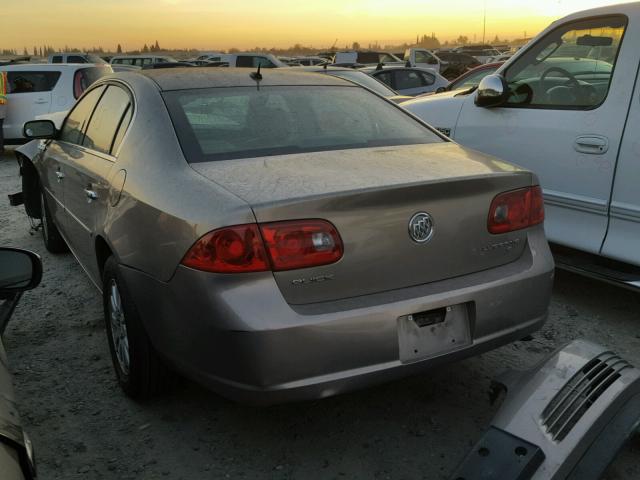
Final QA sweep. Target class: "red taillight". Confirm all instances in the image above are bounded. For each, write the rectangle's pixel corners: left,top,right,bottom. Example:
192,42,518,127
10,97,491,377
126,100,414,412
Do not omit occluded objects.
260,220,343,271
181,220,343,273
488,186,545,234
181,224,269,273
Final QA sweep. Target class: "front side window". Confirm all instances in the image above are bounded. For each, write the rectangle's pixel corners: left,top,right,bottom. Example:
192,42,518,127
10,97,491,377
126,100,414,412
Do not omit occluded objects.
60,86,106,145
7,71,61,93
83,85,131,155
164,86,442,163
67,55,87,63
504,15,626,109
415,51,438,65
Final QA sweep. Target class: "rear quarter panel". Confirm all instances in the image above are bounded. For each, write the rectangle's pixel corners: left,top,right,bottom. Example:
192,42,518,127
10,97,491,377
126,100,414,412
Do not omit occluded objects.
98,76,254,283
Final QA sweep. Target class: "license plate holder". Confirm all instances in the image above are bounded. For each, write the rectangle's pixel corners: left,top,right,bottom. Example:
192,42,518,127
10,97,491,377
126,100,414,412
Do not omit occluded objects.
398,303,471,363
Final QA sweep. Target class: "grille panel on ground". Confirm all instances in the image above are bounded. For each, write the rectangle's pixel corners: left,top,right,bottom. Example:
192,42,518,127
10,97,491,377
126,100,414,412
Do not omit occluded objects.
541,351,632,441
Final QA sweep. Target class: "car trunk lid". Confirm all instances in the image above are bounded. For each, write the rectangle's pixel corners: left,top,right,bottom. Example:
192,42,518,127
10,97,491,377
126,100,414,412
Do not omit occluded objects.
190,143,533,304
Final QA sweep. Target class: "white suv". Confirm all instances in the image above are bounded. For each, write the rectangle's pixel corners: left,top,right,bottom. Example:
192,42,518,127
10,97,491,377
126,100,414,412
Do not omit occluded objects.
0,63,112,143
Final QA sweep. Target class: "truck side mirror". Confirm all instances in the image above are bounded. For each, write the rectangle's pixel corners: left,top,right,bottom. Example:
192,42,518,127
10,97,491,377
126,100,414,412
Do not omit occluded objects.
0,248,43,295
475,74,509,108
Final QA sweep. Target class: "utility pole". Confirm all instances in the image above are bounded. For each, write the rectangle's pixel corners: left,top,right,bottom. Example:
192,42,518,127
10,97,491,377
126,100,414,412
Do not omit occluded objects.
482,0,487,44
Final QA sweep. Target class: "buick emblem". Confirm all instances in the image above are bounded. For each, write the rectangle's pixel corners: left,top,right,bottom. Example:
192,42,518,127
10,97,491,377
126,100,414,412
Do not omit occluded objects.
408,212,434,244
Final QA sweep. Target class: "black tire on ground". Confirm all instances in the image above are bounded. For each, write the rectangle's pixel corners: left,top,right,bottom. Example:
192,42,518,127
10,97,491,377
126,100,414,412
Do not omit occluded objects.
102,256,171,399
40,189,68,253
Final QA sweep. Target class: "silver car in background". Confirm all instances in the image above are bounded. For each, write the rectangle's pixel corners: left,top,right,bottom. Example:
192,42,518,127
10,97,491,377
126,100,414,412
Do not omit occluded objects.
19,68,554,404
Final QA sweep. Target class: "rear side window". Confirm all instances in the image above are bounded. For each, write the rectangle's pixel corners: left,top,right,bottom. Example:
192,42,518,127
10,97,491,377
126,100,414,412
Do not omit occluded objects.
164,85,442,162
73,67,111,99
7,71,61,93
83,85,131,154
60,86,106,145
394,71,423,90
67,55,87,63
51,56,63,64
111,104,133,154
236,56,253,67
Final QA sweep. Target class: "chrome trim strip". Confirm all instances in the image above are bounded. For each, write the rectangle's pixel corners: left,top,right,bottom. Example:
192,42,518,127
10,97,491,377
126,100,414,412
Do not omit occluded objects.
65,207,92,234
609,202,640,222
543,190,608,215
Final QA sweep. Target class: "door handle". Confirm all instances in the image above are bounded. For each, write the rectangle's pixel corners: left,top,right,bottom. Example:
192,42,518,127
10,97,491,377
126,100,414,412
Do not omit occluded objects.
34,99,48,104
55,171,65,181
84,189,98,201
574,135,609,155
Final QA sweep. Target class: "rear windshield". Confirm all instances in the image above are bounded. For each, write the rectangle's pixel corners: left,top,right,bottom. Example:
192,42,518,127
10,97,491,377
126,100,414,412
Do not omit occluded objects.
164,86,442,162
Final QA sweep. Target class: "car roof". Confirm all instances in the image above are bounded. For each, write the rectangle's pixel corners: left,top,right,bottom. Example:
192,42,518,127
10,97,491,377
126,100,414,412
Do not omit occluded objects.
1,63,108,71
139,67,351,91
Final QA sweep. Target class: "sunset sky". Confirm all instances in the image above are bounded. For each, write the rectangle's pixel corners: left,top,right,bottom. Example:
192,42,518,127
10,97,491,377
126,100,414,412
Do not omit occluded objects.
1,0,636,52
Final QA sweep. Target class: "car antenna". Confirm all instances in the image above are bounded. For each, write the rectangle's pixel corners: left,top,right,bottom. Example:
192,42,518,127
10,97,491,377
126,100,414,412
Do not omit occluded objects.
376,62,384,71
250,64,262,89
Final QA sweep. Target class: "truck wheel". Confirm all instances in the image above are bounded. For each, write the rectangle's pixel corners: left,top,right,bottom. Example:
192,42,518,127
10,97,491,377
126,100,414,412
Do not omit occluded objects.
102,256,170,399
40,189,68,253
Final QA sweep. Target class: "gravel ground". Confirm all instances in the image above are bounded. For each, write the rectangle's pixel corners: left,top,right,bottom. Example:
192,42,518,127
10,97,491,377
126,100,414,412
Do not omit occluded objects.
0,150,638,479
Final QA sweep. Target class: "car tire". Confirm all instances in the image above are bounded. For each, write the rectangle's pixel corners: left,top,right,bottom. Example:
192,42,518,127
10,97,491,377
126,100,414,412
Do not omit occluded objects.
40,189,68,253
102,256,170,399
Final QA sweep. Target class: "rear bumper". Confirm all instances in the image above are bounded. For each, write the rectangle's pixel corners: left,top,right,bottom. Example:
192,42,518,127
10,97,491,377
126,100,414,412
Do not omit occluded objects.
122,228,554,404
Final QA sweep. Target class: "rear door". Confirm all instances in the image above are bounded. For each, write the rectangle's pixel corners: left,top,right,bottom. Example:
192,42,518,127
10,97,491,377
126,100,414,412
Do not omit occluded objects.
62,84,132,281
39,85,106,235
4,70,60,139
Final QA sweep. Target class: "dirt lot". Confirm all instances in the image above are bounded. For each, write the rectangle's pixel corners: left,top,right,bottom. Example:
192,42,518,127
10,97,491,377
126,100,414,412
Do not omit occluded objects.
0,150,638,479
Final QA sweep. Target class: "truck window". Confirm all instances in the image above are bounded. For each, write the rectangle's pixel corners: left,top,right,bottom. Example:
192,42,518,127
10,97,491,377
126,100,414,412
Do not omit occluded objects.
67,55,88,63
415,51,438,65
504,15,627,109
51,56,63,64
7,71,61,93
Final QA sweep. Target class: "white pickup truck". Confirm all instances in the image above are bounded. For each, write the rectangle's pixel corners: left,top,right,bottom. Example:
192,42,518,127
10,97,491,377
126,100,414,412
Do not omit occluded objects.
404,2,640,288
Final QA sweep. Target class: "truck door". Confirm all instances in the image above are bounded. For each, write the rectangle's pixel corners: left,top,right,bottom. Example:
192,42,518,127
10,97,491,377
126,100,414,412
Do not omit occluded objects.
600,59,640,267
453,14,633,255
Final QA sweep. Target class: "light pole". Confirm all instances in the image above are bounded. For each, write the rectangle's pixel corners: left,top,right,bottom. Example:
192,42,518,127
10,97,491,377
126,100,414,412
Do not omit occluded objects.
482,0,487,45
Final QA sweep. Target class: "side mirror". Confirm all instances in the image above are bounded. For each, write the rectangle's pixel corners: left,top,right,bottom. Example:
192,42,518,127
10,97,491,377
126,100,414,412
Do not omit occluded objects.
23,120,57,140
475,74,509,108
0,248,42,295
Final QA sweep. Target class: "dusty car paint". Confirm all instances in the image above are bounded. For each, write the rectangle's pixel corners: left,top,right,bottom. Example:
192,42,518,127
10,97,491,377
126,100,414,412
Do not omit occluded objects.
27,68,554,403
